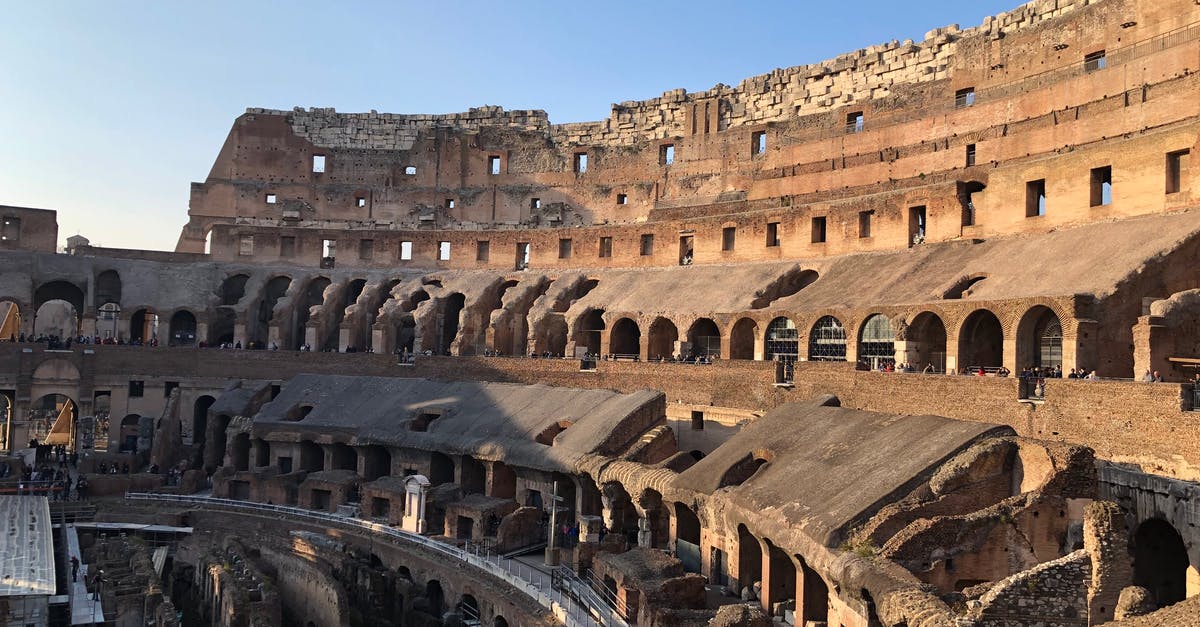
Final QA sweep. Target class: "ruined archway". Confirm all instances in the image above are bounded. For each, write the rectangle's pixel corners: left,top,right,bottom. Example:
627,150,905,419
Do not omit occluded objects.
765,317,798,362
169,310,197,346
858,314,895,369
33,300,79,339
94,270,122,309
254,276,292,346
208,308,236,346
907,312,947,372
729,317,757,360
646,317,679,360
294,276,330,350
572,308,605,356
323,278,367,351
439,293,465,355
609,318,641,357
1017,305,1063,369
763,538,797,613
808,315,846,361
687,318,721,358
959,309,1004,370
1132,518,1190,608
218,274,250,306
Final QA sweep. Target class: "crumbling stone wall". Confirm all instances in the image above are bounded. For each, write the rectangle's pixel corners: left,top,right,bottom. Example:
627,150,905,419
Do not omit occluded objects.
972,549,1090,625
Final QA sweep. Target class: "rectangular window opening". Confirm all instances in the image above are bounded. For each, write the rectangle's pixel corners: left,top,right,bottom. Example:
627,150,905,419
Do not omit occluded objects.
1084,50,1107,72
846,111,865,134
640,234,655,256
438,241,451,261
445,198,456,209
599,237,613,258
811,217,827,244
722,226,736,251
355,196,366,208
766,222,781,247
488,155,501,175
616,193,627,205
574,152,588,173
691,410,705,430
164,381,179,398
1167,150,1189,194
966,144,977,167
660,144,675,165
476,240,490,262
909,205,927,246
312,154,326,173
955,87,976,108
858,211,873,238
679,235,694,265
752,131,767,156
558,238,573,259
128,381,144,398
265,194,277,204
516,243,531,270
1090,166,1112,207
404,166,417,175
531,197,541,210
1026,180,1047,217
322,239,335,258
400,241,413,261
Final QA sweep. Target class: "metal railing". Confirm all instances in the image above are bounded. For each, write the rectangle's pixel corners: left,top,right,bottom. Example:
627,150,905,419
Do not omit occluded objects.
583,568,631,621
124,493,620,626
1191,386,1200,412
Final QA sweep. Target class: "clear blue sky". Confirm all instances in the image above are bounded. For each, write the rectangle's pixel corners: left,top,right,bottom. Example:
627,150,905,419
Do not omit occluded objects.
0,0,1022,251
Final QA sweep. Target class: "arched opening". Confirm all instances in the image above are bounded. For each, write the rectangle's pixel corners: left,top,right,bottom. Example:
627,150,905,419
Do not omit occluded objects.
28,394,76,449
208,308,236,346
1017,306,1064,369
798,555,830,623
294,276,331,350
96,302,120,341
430,452,455,486
458,594,480,622
254,276,292,346
907,312,947,373
129,308,159,344
674,503,702,573
440,293,465,355
647,317,679,360
298,440,323,472
1133,518,1190,608
361,445,391,481
119,413,140,453
750,269,819,309
737,524,762,594
0,300,22,341
729,318,757,360
218,274,250,306
169,310,197,346
609,318,641,357
490,461,516,499
601,482,640,543
493,617,509,627
958,180,986,227
329,443,357,472
573,309,605,356
763,539,797,612
461,456,486,494
719,454,769,488
959,309,1004,370
193,395,215,464
808,316,846,361
205,414,233,472
33,281,85,339
34,300,80,339
425,580,445,618
91,393,110,452
686,318,721,359
537,315,568,356
640,489,669,550
858,314,895,370
94,270,122,309
362,279,400,351
231,433,250,471
765,317,798,362
323,278,367,351
944,274,988,300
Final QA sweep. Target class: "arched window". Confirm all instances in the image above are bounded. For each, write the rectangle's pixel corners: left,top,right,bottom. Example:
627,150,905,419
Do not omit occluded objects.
808,316,846,361
858,314,895,369
1037,316,1063,368
765,317,798,362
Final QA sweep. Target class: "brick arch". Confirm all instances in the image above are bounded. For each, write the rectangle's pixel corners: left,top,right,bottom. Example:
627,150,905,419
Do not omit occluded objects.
727,316,760,360
1014,301,1073,369
954,307,1006,370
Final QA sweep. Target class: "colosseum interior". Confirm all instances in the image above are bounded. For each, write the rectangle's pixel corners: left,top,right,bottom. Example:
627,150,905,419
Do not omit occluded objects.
3,0,1200,625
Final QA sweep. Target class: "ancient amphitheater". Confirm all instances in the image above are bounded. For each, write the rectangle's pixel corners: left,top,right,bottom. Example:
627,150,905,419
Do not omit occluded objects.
2,0,1200,625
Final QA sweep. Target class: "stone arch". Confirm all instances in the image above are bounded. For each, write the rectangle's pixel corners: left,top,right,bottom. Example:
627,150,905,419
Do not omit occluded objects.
609,317,641,357
729,317,758,360
254,276,292,346
32,359,81,382
601,482,640,542
808,315,847,361
458,594,480,622
638,489,669,550
762,537,797,613
439,293,466,355
206,414,233,472
119,412,141,453
686,317,721,358
1016,304,1065,369
907,311,948,372
1132,518,1191,608
294,276,331,350
28,393,76,449
128,307,159,344
858,313,895,369
958,309,1004,370
34,299,80,339
323,278,367,351
93,270,122,309
646,317,679,360
168,310,198,346
208,308,236,345
797,554,830,624
425,580,445,618
737,524,762,593
0,300,24,340
765,316,799,362
572,308,605,356
34,280,85,315
534,315,568,356
218,274,250,306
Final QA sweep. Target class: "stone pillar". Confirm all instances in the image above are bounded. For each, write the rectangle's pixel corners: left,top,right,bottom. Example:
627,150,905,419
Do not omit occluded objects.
372,327,386,354
1132,315,1172,381
578,515,603,544
338,327,352,352
79,312,97,339
758,538,773,613
195,321,209,346
1003,336,1018,374
401,474,431,534
1084,501,1132,625
1069,319,1098,375
720,333,732,360
637,514,655,548
753,333,766,361
234,321,248,347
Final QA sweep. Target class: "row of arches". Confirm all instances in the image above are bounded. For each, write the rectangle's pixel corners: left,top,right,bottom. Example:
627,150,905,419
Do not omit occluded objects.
567,305,1065,371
